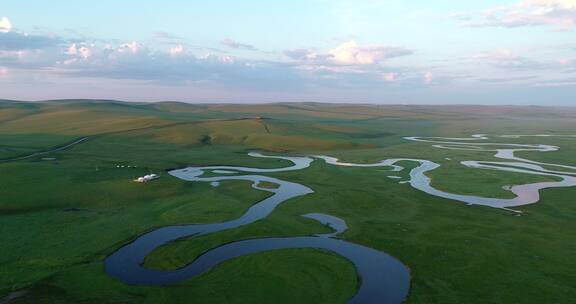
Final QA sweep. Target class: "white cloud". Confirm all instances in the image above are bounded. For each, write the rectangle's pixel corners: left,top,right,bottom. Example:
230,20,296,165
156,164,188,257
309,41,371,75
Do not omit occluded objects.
285,40,413,66
48,41,307,91
284,49,326,62
66,43,92,59
0,17,12,33
329,40,412,65
118,41,141,54
462,0,576,31
0,66,8,77
168,44,185,56
529,0,576,9
0,27,431,94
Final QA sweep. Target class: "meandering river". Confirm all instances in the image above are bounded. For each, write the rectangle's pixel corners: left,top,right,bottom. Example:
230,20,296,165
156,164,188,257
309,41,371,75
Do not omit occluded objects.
106,135,576,303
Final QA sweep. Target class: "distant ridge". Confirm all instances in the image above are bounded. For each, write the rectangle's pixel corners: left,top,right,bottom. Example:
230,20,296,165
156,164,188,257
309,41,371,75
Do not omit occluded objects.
1,99,575,110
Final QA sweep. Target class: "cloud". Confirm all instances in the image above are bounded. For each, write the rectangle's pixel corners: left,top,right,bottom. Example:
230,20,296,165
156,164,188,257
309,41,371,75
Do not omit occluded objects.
468,49,549,70
168,44,185,56
49,41,304,91
285,40,413,66
0,17,426,93
284,49,313,61
329,40,413,65
461,0,576,31
221,38,257,51
284,48,332,64
55,40,423,91
476,75,539,83
0,32,61,50
65,43,92,59
283,46,421,89
0,18,61,51
0,24,427,94
0,31,303,91
0,17,12,33
117,41,142,54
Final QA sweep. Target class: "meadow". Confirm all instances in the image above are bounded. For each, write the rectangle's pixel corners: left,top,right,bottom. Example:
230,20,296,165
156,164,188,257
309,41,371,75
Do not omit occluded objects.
1,100,575,303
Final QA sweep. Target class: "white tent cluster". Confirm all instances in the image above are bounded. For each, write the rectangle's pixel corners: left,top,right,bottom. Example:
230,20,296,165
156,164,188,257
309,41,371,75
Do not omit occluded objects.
116,164,137,168
134,174,159,183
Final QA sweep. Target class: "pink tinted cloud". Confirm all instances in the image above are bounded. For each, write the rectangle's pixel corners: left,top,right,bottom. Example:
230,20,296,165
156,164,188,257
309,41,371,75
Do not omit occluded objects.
460,0,576,31
285,40,413,66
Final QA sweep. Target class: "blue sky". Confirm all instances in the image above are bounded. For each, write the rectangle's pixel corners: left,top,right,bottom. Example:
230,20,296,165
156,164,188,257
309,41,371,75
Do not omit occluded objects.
1,0,575,104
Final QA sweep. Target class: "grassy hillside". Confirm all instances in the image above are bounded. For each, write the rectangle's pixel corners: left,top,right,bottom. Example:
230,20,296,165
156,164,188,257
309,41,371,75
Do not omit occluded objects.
1,100,575,304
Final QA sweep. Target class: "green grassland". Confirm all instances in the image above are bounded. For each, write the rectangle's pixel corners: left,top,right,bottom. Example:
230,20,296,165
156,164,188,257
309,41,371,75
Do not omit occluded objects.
1,100,575,303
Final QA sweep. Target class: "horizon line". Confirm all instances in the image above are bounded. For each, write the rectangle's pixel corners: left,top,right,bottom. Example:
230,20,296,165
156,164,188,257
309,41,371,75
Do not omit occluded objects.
2,98,575,108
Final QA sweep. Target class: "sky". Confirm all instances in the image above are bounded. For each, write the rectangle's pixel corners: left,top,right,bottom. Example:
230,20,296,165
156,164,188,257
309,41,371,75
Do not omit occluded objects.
1,0,575,105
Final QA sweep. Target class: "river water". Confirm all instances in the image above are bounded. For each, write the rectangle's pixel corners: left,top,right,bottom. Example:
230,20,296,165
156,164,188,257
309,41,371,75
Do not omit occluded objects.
106,135,576,303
